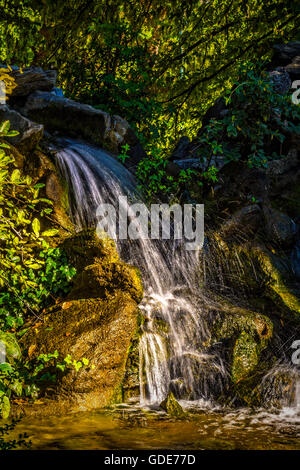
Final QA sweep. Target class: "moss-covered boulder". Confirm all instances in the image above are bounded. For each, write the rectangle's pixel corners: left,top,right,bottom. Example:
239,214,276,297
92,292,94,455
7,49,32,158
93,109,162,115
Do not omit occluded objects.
252,246,300,318
232,331,262,384
70,261,143,303
18,230,143,417
160,392,185,417
208,299,275,405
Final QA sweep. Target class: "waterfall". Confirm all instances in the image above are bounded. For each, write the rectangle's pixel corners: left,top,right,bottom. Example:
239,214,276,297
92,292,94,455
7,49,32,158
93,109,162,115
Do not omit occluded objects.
53,138,225,405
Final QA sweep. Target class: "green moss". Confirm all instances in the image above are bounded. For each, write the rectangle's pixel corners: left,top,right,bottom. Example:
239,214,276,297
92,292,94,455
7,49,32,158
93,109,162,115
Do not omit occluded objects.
231,331,259,383
253,246,300,318
211,299,273,347
122,309,144,401
160,392,185,417
109,382,124,405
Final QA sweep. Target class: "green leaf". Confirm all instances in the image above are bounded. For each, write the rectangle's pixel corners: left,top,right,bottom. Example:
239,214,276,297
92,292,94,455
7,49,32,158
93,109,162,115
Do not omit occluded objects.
32,218,40,237
10,169,20,183
0,120,10,134
1,395,10,419
41,229,59,237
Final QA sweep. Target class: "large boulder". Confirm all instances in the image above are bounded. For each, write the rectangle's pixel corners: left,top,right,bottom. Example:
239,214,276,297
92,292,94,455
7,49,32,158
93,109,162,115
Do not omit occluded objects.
208,301,273,405
0,105,43,153
19,231,143,416
19,91,146,162
252,245,300,318
1,65,56,97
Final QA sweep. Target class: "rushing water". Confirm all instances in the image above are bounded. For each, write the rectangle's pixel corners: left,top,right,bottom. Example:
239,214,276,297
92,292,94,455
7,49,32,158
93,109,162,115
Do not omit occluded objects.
7,137,299,450
52,138,299,418
53,139,227,405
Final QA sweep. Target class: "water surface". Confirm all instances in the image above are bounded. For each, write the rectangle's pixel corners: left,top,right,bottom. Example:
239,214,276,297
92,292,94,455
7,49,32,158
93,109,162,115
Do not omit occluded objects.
13,401,300,450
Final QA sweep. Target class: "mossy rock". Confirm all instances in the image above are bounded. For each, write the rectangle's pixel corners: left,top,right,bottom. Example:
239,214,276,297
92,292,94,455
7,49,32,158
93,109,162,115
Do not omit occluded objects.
231,331,260,383
70,261,143,303
19,293,140,417
210,299,273,388
211,300,273,347
16,230,143,417
63,230,143,303
62,229,119,271
160,392,185,418
252,246,300,319
122,310,144,401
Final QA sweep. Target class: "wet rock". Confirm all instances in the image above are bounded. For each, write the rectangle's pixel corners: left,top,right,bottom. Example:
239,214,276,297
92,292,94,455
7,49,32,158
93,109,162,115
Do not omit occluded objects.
268,67,292,94
1,65,56,97
252,245,300,318
19,231,143,416
263,206,298,247
160,392,185,417
231,331,260,383
0,105,43,153
211,301,273,384
256,365,298,408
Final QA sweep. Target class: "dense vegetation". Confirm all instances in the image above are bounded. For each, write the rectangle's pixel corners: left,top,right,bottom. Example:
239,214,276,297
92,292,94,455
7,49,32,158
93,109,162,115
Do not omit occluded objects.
0,0,299,449
0,0,299,149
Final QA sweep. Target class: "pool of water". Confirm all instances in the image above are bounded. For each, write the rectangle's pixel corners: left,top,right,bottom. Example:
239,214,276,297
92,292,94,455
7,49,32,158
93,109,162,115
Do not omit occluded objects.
11,400,300,450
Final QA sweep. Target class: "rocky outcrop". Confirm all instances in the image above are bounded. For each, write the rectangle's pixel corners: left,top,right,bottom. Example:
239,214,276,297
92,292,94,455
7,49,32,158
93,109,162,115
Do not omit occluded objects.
1,65,57,97
19,91,146,162
210,302,273,382
19,231,143,417
0,105,43,153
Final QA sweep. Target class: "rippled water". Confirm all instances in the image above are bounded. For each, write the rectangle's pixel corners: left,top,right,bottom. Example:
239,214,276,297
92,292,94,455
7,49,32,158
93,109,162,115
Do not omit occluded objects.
12,402,300,450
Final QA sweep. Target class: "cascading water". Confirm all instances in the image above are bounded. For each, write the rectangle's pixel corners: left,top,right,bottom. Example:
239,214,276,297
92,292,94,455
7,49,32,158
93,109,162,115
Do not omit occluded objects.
53,138,226,405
